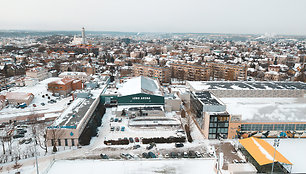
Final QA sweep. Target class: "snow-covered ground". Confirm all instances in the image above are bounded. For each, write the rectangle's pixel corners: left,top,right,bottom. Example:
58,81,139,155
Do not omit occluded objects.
266,139,306,173
0,77,72,120
221,97,306,122
47,159,216,174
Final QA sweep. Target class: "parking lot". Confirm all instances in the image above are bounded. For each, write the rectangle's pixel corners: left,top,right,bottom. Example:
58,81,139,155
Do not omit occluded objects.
85,108,212,161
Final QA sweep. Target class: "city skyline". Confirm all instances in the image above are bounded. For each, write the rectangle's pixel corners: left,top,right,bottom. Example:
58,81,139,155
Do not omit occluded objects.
1,0,306,35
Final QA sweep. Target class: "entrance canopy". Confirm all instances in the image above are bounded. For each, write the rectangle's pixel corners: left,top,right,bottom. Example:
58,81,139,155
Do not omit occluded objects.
239,137,292,166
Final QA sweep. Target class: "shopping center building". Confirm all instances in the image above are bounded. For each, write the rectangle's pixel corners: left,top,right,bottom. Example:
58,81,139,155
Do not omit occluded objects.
187,81,306,139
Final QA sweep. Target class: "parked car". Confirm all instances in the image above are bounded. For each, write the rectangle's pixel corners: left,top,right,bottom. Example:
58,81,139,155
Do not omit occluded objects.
121,126,125,131
24,138,32,144
100,153,109,159
110,126,115,131
129,137,134,143
118,118,122,122
188,151,196,158
13,134,24,139
177,152,183,158
116,126,120,131
175,143,184,148
17,129,27,134
183,152,188,158
114,118,118,122
134,137,139,142
170,152,178,158
125,153,133,159
142,152,149,159
164,154,170,158
148,152,156,158
195,151,202,158
41,103,45,106
146,143,156,150
133,145,141,149
110,118,114,122
120,153,126,159
19,139,26,145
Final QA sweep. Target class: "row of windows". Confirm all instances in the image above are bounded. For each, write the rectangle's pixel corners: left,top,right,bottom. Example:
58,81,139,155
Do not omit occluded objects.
209,122,229,128
49,86,64,89
210,116,230,122
241,124,306,131
51,138,75,146
209,128,228,134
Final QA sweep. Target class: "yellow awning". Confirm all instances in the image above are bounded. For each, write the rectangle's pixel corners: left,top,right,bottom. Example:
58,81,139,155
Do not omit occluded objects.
239,137,292,166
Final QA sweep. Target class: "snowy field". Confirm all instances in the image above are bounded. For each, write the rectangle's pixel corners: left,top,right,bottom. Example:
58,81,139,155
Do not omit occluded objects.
221,97,306,122
266,139,306,173
47,159,216,174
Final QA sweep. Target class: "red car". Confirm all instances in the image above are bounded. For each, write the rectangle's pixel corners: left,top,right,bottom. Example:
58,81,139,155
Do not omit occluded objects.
135,137,139,142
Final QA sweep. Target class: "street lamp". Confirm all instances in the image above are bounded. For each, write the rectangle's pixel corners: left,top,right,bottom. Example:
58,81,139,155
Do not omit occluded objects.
271,138,280,174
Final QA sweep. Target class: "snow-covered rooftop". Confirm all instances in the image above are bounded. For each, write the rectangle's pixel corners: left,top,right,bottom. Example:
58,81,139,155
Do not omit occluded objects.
188,81,306,91
117,76,162,96
221,97,306,122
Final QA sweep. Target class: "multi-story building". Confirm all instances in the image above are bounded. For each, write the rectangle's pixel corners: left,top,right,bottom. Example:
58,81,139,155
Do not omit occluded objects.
187,81,306,139
59,72,89,82
48,78,83,96
205,62,248,81
26,67,48,81
171,63,210,81
133,64,171,84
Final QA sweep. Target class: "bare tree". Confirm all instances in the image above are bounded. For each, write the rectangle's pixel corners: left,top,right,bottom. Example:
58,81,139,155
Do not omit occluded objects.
31,121,49,154
48,128,64,153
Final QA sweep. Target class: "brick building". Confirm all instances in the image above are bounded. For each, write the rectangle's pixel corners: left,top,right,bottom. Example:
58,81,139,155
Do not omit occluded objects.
170,62,247,81
171,63,210,81
205,62,248,81
133,64,171,84
48,78,83,96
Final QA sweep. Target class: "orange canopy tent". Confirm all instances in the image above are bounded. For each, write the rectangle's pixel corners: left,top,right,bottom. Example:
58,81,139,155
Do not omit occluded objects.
239,137,292,166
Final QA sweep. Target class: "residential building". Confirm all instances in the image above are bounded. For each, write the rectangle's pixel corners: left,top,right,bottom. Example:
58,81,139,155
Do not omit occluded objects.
171,63,210,81
59,72,89,82
133,64,171,84
26,67,48,81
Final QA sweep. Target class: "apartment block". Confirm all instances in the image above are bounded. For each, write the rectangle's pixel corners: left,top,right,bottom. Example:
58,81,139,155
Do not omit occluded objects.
132,64,171,83
171,63,210,81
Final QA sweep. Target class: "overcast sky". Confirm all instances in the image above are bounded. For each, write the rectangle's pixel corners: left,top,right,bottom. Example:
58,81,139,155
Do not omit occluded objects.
1,0,306,35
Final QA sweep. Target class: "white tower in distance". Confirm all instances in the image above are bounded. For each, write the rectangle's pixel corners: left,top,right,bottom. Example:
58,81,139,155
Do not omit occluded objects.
81,27,86,45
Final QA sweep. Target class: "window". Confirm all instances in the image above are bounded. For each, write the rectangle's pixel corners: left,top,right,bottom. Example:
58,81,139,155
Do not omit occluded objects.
71,139,75,146
285,124,295,131
209,128,216,133
253,124,262,131
58,139,61,146
263,124,273,131
208,134,215,139
241,124,252,131
296,124,305,131
209,123,217,127
65,139,68,146
51,139,54,146
274,124,285,131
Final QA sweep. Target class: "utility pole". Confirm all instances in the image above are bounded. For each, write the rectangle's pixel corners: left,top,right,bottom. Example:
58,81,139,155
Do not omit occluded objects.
34,135,39,174
271,138,280,174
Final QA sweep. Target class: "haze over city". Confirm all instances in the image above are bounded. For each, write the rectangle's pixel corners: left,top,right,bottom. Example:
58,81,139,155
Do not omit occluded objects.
0,1,306,174
1,0,306,35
